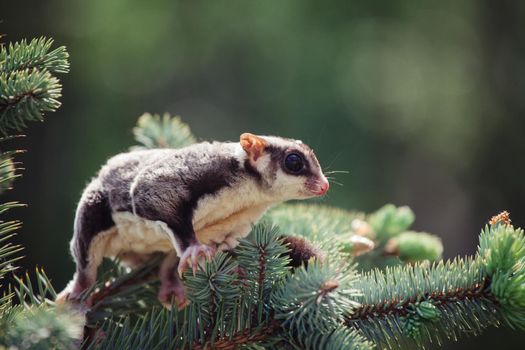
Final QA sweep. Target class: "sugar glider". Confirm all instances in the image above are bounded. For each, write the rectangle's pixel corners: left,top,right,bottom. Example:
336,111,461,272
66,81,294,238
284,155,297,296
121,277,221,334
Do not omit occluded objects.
57,133,329,309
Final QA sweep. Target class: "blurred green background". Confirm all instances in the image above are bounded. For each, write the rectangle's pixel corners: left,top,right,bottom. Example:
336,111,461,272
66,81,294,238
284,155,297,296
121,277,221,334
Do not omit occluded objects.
2,0,524,348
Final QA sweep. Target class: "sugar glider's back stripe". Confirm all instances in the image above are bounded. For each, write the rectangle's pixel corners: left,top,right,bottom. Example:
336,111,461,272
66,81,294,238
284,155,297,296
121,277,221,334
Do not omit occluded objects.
133,154,241,250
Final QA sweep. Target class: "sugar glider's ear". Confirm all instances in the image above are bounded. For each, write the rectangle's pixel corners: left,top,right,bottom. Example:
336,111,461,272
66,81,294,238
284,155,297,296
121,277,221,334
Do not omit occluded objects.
240,133,267,161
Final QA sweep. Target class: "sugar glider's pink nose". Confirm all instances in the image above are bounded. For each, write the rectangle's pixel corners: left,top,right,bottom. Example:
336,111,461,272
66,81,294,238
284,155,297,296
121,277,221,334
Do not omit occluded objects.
309,176,330,196
319,179,330,195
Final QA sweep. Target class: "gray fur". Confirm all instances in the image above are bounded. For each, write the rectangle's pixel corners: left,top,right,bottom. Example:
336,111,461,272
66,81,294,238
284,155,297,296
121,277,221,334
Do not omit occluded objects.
73,143,242,267
60,135,328,307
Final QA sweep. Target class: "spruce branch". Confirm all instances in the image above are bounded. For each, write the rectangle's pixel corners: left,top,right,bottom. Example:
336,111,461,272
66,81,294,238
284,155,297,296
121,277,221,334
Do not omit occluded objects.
0,218,23,279
0,37,69,74
191,321,280,350
86,257,162,324
82,224,371,349
0,304,83,349
346,220,525,349
346,258,497,348
0,37,69,134
236,224,290,323
4,92,524,350
273,261,360,334
14,267,58,307
266,204,443,267
0,268,84,349
272,260,363,349
279,325,373,350
368,204,415,240
19,106,524,350
478,221,525,329
132,112,197,150
182,252,241,345
0,151,26,283
383,231,443,262
0,69,62,133
0,146,24,194
67,206,525,349
0,35,77,349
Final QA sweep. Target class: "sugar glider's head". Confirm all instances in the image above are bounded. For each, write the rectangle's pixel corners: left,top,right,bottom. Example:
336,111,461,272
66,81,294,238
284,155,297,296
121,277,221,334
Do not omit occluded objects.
240,133,329,200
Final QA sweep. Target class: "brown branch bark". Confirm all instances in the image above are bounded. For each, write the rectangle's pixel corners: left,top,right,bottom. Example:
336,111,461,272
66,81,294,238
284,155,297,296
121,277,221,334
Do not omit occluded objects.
192,321,281,350
345,277,497,323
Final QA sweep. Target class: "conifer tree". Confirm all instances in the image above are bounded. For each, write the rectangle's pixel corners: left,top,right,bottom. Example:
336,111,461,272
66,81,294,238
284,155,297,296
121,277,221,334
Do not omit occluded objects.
0,37,84,349
1,36,525,349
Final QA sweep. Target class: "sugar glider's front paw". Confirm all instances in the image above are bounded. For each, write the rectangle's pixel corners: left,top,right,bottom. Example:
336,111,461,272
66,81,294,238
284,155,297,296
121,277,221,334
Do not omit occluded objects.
178,244,216,277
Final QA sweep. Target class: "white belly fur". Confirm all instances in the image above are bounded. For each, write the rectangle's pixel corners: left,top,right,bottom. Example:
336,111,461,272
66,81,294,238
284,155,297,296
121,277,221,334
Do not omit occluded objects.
99,182,273,260
109,212,175,256
192,181,273,248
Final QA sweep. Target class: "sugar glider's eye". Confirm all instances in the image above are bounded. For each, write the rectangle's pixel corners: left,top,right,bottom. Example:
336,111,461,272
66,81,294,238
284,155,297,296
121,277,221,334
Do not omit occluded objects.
284,153,304,173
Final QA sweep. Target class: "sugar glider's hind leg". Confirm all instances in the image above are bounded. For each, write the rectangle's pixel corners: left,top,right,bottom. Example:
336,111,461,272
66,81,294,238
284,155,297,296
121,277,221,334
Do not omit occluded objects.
56,179,115,306
158,251,188,310
117,251,187,309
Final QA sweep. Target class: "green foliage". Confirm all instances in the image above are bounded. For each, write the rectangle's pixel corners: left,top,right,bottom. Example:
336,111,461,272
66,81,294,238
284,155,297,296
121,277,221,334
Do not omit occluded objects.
86,224,331,349
86,309,179,350
0,205,23,280
478,223,525,329
266,204,361,241
183,252,241,345
235,225,290,324
265,204,366,261
76,216,525,349
347,222,525,349
401,301,441,341
0,144,22,194
0,37,69,134
132,112,197,150
280,326,373,350
0,144,26,290
0,305,83,350
77,116,524,348
267,203,443,265
1,36,525,349
392,231,443,261
272,261,359,339
6,268,83,349
0,38,69,74
368,204,415,241
0,147,26,301
0,36,80,350
79,224,372,349
348,257,500,349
